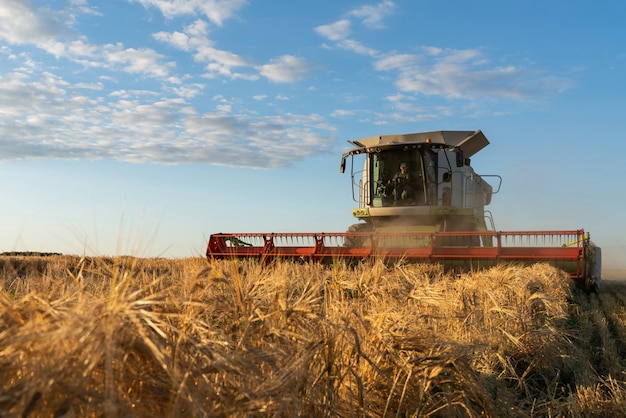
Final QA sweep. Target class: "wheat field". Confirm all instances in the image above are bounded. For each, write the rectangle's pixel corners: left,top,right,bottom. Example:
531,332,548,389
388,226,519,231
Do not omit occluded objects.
1,255,625,417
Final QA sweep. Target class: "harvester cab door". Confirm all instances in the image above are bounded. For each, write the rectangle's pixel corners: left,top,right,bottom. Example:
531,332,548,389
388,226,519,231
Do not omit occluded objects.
413,153,427,205
423,148,438,205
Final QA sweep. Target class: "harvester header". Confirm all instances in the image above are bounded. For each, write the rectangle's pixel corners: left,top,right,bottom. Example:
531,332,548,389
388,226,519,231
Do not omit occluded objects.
207,129,602,291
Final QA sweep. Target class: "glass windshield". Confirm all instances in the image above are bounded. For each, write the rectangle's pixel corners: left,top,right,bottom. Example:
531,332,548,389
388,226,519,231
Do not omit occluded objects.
370,147,437,207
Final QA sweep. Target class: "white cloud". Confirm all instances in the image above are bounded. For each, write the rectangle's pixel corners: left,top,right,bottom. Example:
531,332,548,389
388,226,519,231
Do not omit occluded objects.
313,2,393,56
0,2,177,80
153,31,191,51
0,67,335,168
314,0,571,103
154,19,257,80
337,39,377,57
153,19,210,51
68,0,102,16
314,18,378,55
105,46,175,77
374,47,569,100
216,103,232,113
74,82,104,90
314,19,351,41
0,0,70,45
167,83,205,99
313,2,572,104
373,53,419,70
130,0,247,25
3,0,308,85
258,55,311,83
197,46,250,69
348,0,396,28
331,109,356,118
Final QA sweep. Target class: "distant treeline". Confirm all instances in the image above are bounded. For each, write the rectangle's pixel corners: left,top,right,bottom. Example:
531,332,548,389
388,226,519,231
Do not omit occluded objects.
0,251,63,257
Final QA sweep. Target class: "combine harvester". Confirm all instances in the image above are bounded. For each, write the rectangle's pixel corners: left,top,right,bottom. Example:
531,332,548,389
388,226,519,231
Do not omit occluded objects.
207,130,601,291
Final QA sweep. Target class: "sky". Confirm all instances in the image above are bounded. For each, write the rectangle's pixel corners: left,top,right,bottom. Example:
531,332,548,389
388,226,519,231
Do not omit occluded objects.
1,0,625,268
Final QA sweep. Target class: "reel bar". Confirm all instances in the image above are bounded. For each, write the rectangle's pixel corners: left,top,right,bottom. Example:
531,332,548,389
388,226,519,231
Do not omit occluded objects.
207,229,587,278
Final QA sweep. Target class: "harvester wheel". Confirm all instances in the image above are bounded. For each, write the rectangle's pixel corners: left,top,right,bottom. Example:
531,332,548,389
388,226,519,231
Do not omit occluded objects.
586,265,600,293
344,222,373,248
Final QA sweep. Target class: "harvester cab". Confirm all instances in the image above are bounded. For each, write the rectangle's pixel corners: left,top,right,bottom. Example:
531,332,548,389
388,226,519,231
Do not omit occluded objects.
207,129,602,292
339,130,500,236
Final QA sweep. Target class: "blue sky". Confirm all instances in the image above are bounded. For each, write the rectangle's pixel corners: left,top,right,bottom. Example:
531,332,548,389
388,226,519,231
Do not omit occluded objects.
1,0,625,268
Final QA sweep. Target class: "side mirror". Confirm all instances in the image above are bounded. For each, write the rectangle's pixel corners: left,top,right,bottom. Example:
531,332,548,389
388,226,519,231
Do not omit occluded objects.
443,172,451,182
340,155,347,173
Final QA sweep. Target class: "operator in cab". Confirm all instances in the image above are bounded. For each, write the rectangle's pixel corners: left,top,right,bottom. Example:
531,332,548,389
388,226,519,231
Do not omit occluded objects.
390,162,412,204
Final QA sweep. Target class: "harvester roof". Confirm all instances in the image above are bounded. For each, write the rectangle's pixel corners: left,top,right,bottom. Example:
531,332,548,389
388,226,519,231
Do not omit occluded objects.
350,129,489,158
